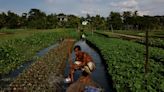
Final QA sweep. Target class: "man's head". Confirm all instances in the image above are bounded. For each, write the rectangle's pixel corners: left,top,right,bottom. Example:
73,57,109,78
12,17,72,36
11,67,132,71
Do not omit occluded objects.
74,45,81,56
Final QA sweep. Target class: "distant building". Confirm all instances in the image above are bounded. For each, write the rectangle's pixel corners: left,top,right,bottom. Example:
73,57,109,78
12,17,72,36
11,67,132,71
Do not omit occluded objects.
57,15,68,22
82,21,88,26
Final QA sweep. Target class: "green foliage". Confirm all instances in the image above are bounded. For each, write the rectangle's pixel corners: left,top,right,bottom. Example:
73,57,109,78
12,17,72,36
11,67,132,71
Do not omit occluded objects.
0,29,78,74
138,38,164,49
5,11,21,28
46,14,58,29
9,40,74,91
87,34,164,92
0,12,7,28
27,9,47,29
66,15,80,28
0,9,164,30
91,15,107,30
107,12,123,30
0,29,15,34
99,31,164,49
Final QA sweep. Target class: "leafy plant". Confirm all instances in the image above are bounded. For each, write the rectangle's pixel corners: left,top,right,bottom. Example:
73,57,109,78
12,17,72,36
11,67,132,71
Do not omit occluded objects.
0,29,78,74
87,34,164,92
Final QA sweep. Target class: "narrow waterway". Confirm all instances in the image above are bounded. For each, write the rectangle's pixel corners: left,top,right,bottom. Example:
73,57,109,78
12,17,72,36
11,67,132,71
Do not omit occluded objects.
64,40,113,92
0,43,59,89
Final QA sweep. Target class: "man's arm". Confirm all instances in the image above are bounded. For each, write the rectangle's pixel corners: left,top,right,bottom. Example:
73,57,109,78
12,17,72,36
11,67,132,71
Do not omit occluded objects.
74,53,87,68
81,53,92,66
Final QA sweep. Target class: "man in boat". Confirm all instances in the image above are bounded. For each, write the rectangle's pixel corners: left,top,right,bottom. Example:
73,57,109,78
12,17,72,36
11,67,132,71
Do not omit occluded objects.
65,45,96,83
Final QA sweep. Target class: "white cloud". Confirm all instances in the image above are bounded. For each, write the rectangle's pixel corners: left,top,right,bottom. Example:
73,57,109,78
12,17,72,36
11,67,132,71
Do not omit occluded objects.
81,0,93,2
1,0,163,17
80,0,101,3
0,9,5,12
110,0,153,16
81,9,94,15
138,10,150,16
44,0,56,3
110,0,138,10
154,0,164,3
136,0,164,15
80,8,102,16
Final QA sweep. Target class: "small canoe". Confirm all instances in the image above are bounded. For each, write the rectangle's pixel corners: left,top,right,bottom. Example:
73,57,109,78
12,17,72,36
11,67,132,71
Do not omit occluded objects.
66,76,103,92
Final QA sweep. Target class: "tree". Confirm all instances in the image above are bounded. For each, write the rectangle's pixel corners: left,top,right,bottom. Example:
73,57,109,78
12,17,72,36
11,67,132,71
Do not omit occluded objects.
0,8,163,30
0,12,7,28
91,15,106,30
67,15,80,28
107,12,123,30
6,11,20,28
46,14,58,29
131,11,138,30
153,16,162,30
19,13,28,28
28,8,47,29
123,11,133,30
159,16,164,29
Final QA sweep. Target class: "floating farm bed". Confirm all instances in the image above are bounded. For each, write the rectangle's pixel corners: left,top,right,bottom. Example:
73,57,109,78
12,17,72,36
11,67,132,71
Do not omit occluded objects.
8,39,75,92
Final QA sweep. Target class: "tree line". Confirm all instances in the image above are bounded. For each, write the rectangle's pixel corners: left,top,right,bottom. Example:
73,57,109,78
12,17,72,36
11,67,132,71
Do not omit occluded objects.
0,8,164,30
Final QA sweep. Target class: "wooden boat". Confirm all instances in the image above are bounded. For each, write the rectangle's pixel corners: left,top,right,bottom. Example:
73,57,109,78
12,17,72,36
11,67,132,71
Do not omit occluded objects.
66,75,103,92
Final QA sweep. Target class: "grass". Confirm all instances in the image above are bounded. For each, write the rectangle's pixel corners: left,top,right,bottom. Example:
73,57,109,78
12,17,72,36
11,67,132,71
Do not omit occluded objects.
0,29,68,41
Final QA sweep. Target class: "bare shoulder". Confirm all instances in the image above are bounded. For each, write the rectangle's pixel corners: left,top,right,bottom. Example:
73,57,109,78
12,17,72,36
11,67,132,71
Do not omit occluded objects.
82,52,93,61
82,52,89,57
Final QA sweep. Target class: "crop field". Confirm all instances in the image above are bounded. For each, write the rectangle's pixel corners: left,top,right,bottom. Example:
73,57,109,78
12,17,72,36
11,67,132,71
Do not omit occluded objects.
0,29,78,74
87,34,164,92
1,1,164,91
108,30,164,38
0,28,164,92
9,39,75,91
96,31,164,49
0,29,77,41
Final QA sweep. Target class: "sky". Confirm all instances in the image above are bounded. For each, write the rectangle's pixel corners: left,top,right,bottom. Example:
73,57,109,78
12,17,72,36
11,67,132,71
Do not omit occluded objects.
0,0,164,17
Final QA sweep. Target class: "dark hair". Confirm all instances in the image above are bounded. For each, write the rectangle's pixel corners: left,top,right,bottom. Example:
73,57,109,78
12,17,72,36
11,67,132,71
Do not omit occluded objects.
74,45,81,51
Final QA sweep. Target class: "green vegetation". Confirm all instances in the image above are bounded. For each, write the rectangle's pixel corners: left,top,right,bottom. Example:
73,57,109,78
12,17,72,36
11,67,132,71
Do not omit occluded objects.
138,38,164,49
96,31,164,48
9,40,74,91
87,34,164,91
0,6,164,92
0,29,72,41
111,30,164,38
1,9,164,30
0,29,15,34
0,29,40,41
0,29,78,74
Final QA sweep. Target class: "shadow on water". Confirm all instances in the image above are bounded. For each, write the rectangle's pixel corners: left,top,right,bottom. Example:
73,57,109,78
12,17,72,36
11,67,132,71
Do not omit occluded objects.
0,43,59,89
64,40,115,92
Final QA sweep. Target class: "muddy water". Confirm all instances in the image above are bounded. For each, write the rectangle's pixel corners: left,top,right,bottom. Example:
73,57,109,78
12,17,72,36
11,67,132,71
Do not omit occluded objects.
64,40,113,92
